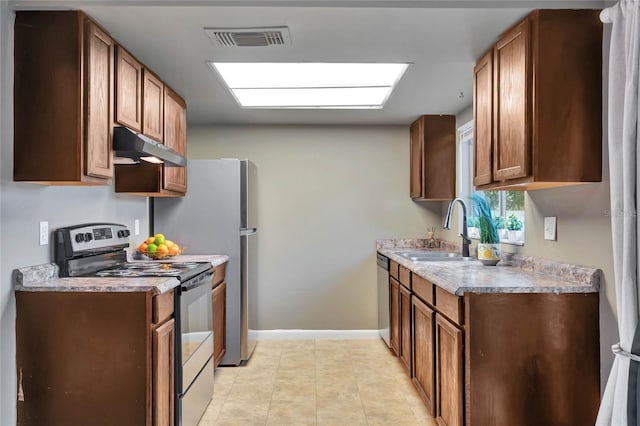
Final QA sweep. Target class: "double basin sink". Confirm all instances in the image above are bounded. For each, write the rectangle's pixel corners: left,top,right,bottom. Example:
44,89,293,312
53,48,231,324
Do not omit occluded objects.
396,250,474,262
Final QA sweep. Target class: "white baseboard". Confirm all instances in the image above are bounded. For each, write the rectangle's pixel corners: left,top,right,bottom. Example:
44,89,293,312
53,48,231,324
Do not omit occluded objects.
249,329,380,340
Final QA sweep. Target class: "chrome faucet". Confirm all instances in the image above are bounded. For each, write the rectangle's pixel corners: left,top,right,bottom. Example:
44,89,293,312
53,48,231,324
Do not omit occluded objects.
443,198,471,257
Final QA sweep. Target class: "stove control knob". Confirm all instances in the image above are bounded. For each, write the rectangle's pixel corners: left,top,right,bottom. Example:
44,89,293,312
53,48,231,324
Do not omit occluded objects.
124,230,131,237
117,230,125,238
84,233,93,241
75,233,84,243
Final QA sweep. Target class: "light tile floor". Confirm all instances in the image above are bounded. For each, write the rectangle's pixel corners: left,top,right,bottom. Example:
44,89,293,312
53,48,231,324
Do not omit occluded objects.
199,339,437,426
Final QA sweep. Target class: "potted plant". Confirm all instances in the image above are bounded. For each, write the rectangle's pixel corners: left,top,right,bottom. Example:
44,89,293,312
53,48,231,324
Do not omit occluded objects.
493,216,507,240
470,193,501,266
467,216,480,239
506,214,524,241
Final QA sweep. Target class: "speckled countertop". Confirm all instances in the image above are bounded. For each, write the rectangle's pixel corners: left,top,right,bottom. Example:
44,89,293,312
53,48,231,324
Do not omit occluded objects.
377,240,600,296
14,254,229,295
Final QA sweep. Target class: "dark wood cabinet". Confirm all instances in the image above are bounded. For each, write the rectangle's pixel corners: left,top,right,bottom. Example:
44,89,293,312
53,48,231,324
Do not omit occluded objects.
211,262,227,368
163,86,188,193
474,9,602,191
143,70,164,142
473,49,493,187
409,115,456,200
16,290,175,426
389,277,401,356
435,315,464,426
115,46,142,132
399,284,412,374
152,318,174,426
412,295,435,416
14,11,114,184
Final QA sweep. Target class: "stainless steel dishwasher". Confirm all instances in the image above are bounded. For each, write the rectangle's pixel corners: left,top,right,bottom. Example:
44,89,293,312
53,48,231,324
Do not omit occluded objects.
377,253,390,347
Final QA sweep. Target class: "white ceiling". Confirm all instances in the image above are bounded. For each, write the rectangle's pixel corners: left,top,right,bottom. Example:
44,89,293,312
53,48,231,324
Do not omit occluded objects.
11,0,608,125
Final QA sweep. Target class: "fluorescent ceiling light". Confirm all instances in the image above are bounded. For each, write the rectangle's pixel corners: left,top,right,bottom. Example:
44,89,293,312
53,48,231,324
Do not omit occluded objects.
210,62,409,109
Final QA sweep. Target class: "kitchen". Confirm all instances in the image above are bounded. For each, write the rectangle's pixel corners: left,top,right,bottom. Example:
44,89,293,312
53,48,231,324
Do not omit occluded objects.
0,0,630,425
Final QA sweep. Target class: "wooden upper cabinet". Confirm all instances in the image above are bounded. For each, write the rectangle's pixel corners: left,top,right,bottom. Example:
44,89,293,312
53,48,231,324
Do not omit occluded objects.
473,49,493,187
143,70,164,142
115,46,142,132
473,9,602,191
163,86,187,193
410,120,423,198
493,19,530,181
409,115,456,201
14,11,114,184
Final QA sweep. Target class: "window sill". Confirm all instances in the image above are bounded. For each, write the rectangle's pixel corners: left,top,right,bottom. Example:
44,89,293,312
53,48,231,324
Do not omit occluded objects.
470,236,525,246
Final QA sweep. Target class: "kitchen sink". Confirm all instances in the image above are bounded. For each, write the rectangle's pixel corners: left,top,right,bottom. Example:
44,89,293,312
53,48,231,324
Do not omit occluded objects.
396,251,473,262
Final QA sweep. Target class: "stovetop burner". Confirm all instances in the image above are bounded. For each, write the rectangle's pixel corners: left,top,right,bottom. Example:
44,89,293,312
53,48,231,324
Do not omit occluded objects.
93,261,212,281
95,269,138,277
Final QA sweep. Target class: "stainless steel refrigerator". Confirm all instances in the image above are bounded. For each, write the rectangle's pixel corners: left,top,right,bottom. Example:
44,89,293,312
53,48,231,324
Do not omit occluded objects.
153,159,257,365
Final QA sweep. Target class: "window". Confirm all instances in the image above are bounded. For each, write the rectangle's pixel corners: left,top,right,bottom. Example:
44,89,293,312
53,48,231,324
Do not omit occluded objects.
457,120,525,245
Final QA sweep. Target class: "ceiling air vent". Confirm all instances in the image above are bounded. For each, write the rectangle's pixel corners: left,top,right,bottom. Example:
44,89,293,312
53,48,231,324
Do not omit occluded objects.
205,27,292,47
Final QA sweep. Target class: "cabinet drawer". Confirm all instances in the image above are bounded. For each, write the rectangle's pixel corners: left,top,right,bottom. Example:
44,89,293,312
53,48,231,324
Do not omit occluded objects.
399,266,411,290
435,286,463,326
390,261,399,280
153,290,174,325
212,263,226,289
412,273,434,306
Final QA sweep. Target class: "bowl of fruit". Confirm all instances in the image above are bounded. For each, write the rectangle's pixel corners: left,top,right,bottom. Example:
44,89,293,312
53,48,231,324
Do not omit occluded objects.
137,233,184,260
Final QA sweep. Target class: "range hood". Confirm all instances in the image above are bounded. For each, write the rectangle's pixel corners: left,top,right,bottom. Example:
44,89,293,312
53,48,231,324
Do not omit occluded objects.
113,126,186,167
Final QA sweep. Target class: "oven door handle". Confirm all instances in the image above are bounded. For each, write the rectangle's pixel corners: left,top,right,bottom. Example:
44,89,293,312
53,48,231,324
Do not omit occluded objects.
181,270,214,291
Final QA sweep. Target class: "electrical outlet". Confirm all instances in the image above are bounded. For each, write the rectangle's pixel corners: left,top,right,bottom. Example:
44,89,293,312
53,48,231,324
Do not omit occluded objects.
544,217,557,241
134,219,140,236
39,221,49,245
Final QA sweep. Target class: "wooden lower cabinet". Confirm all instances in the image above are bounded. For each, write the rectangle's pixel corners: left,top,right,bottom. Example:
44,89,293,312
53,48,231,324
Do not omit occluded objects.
152,318,175,426
212,282,227,367
389,277,401,356
399,284,412,374
16,290,175,426
412,296,435,416
435,314,464,426
212,262,227,367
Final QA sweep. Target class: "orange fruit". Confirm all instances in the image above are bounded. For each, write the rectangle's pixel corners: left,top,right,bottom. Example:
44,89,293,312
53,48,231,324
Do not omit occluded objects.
168,245,180,256
138,242,148,253
165,240,175,248
146,236,155,245
157,244,169,254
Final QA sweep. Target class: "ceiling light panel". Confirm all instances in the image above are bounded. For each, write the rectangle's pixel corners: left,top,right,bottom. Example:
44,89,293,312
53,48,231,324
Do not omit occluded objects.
209,62,409,109
232,87,392,108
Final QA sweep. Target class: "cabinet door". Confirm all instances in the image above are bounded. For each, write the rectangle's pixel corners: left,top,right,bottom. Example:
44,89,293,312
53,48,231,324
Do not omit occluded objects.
435,315,463,426
473,49,493,186
399,285,412,375
212,282,227,368
115,46,142,132
153,318,175,426
412,296,435,416
84,20,114,179
163,86,187,193
143,70,164,142
410,119,423,198
493,19,530,181
389,278,401,356
422,116,455,199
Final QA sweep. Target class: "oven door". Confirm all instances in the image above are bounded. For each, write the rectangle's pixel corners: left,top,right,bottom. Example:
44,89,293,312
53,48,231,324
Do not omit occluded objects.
176,270,214,426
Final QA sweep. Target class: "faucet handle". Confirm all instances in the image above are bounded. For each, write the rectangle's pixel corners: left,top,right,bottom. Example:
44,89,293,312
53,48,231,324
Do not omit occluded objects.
459,233,471,244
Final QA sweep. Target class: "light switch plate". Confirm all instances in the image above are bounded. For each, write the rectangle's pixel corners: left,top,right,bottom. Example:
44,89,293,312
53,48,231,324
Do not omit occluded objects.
544,217,557,241
134,219,140,236
39,221,49,245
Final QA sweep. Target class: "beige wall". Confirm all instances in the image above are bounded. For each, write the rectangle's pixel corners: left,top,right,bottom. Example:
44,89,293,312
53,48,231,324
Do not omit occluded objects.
188,125,441,330
441,105,617,388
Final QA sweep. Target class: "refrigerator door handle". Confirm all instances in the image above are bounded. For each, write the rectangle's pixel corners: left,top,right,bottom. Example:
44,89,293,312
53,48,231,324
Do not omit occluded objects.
240,228,257,235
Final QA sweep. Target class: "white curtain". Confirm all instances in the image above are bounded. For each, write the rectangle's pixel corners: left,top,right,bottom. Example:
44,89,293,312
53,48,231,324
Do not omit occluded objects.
597,1,640,425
